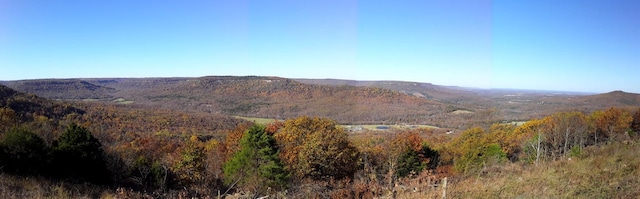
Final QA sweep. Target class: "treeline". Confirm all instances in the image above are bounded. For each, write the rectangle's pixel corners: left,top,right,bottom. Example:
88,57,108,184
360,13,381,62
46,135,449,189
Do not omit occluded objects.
1,104,640,198
438,107,640,175
0,85,84,129
0,114,441,198
73,103,248,139
0,124,109,183
5,79,116,100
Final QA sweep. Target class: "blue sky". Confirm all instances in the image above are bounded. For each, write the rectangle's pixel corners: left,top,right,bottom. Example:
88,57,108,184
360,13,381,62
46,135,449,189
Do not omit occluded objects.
1,0,638,93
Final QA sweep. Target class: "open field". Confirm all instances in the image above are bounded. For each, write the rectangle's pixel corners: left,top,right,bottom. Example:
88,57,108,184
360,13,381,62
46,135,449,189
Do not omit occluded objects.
233,116,277,124
233,116,440,131
451,110,474,114
505,121,527,126
80,98,101,102
344,124,439,131
112,97,134,104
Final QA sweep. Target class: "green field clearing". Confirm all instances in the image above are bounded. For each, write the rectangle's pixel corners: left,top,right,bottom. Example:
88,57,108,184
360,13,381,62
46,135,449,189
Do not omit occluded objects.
81,98,101,102
233,116,277,124
345,124,439,131
112,98,134,104
501,121,527,126
233,116,439,130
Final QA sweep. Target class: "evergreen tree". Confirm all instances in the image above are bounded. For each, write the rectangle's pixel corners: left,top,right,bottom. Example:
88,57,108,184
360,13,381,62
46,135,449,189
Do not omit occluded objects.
396,144,439,178
0,128,48,175
396,149,423,177
223,124,288,194
51,123,110,184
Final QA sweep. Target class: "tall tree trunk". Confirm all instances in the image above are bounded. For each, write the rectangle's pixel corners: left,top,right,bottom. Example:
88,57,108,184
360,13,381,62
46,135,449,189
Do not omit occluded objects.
563,128,569,159
535,131,542,165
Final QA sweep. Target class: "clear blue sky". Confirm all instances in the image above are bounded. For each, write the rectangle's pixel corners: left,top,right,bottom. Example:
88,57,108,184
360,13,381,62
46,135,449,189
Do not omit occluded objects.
1,0,639,93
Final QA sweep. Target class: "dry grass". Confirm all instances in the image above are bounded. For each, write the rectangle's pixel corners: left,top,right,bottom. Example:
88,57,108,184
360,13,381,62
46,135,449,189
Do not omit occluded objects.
0,174,209,199
233,116,277,125
451,110,474,115
440,141,640,199
2,141,638,199
0,174,110,199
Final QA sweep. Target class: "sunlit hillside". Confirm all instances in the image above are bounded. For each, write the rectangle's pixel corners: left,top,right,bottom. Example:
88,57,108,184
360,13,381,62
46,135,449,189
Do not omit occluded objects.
2,83,640,198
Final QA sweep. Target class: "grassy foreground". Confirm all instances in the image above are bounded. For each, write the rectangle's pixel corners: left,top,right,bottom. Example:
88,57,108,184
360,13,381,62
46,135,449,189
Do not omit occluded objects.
0,141,638,198
441,141,640,199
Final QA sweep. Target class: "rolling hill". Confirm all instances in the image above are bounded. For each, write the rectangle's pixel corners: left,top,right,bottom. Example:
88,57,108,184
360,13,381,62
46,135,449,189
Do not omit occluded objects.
1,77,639,198
110,76,445,125
2,77,445,125
577,90,640,107
0,84,85,122
2,79,116,100
0,83,248,140
2,76,639,129
295,78,480,104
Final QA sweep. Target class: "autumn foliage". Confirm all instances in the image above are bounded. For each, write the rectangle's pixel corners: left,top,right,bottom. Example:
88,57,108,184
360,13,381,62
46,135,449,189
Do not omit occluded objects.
2,84,640,198
274,116,360,181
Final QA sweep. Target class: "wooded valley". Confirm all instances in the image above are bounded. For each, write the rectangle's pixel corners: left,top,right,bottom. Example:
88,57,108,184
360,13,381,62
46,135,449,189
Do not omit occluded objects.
1,77,640,198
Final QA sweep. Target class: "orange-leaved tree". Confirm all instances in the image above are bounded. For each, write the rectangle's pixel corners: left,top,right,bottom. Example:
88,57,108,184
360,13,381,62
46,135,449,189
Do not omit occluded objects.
274,116,359,181
220,123,251,162
545,111,589,160
630,108,640,136
515,118,549,164
592,107,633,142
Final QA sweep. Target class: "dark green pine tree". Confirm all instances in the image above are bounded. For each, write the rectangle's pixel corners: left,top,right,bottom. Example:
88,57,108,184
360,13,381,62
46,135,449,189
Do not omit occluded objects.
396,149,425,178
396,144,439,178
51,123,110,184
224,124,288,194
0,128,49,175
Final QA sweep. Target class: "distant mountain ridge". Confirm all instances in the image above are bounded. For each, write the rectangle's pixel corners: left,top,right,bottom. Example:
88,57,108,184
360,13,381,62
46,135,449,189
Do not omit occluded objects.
0,84,85,122
2,76,639,128
1,76,445,125
295,78,485,104
578,90,640,107
126,76,444,124
2,79,116,100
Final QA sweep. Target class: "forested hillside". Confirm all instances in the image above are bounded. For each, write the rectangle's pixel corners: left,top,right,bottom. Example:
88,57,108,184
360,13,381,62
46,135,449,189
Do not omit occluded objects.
1,84,640,198
0,85,84,133
0,86,250,196
297,78,640,124
3,76,446,125
295,78,479,103
4,76,638,130
2,79,116,100
131,76,443,124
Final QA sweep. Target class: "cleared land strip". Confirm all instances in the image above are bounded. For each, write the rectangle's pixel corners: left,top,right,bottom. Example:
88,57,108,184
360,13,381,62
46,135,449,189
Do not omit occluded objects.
233,116,439,131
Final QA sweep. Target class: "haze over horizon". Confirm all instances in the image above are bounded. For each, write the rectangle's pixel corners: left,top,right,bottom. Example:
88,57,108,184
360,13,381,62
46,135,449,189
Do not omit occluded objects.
1,1,639,93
